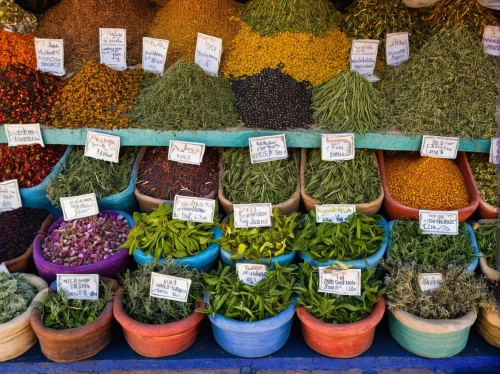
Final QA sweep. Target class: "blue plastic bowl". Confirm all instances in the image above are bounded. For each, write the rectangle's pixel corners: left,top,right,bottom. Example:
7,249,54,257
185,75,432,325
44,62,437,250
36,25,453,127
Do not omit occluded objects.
219,246,296,270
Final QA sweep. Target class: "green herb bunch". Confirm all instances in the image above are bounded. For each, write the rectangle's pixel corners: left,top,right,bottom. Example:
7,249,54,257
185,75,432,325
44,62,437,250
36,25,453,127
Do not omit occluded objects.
469,153,497,206
0,273,37,324
201,262,297,322
473,221,497,269
120,260,204,325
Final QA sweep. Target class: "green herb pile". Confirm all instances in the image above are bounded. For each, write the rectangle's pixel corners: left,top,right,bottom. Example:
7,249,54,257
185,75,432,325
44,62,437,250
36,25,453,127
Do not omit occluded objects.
120,260,204,325
0,273,37,324
39,281,113,329
295,262,385,324
469,153,497,206
46,146,137,205
304,149,380,204
380,26,498,139
202,262,297,322
222,148,298,205
123,204,214,261
130,60,239,130
474,221,497,269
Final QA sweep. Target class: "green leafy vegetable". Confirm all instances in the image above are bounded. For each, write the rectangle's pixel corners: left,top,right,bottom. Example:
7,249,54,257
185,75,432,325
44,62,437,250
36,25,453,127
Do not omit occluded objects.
473,221,497,269
0,273,37,324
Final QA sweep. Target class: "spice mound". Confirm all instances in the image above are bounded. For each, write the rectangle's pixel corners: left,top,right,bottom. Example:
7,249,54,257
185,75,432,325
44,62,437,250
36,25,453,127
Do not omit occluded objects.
0,31,36,69
42,213,130,266
384,153,470,210
0,273,37,324
469,153,496,206
0,208,50,263
0,0,37,33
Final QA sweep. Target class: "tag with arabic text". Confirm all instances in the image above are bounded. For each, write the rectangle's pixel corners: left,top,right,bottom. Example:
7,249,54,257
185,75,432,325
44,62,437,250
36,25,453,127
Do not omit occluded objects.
168,140,205,165
84,131,120,163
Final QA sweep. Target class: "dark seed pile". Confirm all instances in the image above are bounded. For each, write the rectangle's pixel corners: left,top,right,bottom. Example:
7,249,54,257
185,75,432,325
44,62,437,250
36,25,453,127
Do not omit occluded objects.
232,68,313,129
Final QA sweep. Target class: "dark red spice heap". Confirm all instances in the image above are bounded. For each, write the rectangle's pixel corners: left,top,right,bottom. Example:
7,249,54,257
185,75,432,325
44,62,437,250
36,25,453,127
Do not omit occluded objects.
0,63,64,125
0,144,67,188
0,207,49,263
137,147,220,200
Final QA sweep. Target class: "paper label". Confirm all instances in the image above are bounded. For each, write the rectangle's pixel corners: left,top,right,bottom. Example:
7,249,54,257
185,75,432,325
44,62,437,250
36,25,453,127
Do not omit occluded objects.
350,39,380,79
150,272,191,302
142,37,169,75
84,131,120,163
315,205,356,224
99,28,127,70
0,263,9,274
56,274,99,300
321,134,355,161
419,210,459,235
490,138,500,164
0,180,22,212
249,134,288,164
35,38,65,76
420,136,459,159
483,26,500,56
236,263,268,286
172,195,215,223
233,203,272,228
168,140,205,165
60,193,99,221
195,32,222,76
419,273,443,292
318,268,361,296
386,32,409,66
4,123,44,147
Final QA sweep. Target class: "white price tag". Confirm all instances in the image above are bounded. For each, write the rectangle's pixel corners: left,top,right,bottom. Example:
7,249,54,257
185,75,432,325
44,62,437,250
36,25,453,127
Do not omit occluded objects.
321,134,355,161
318,268,361,296
195,32,222,76
489,138,500,164
236,264,268,286
99,28,127,71
60,193,99,221
168,140,206,165
142,37,169,75
315,205,356,224
350,39,380,80
84,131,120,163
4,123,44,147
483,26,500,56
35,38,66,76
0,263,9,274
172,195,215,223
420,136,459,159
419,210,459,235
0,180,22,212
233,203,272,228
249,134,288,164
56,274,99,300
386,32,409,66
150,272,191,302
419,273,443,292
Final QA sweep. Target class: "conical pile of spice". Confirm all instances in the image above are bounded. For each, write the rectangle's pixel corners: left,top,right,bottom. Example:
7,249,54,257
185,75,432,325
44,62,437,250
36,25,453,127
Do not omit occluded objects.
0,30,36,69
0,0,37,33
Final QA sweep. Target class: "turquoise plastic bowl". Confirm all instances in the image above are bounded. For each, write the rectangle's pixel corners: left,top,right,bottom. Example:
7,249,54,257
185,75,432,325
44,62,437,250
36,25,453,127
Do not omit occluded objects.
219,246,296,270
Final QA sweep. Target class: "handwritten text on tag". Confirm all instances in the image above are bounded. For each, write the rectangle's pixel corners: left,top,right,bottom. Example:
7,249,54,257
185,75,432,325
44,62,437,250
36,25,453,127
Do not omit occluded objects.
386,32,409,66
350,39,380,79
420,136,459,159
35,38,66,76
419,273,443,292
4,123,44,147
321,134,355,161
142,37,169,75
490,138,500,164
249,135,288,164
0,180,22,212
233,203,272,228
236,264,268,286
57,274,99,300
99,28,127,70
168,140,205,165
318,268,361,296
483,26,500,56
173,195,215,223
195,33,222,76
150,272,191,302
419,210,459,235
60,193,99,221
316,205,356,224
84,131,120,163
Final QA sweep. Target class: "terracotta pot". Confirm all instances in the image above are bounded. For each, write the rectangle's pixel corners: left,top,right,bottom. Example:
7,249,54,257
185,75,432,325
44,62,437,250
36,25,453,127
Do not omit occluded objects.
476,307,500,348
30,277,118,362
113,287,205,357
476,219,500,282
296,297,386,358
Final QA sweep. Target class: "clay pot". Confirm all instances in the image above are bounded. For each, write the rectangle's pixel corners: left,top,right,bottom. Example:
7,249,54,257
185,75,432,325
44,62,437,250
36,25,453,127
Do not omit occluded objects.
476,307,500,348
113,287,205,357
296,297,386,358
402,0,439,7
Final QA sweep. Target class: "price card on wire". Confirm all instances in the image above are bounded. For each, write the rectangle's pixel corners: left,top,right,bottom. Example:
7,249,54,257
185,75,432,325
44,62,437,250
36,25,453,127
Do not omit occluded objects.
0,180,22,212
195,32,222,76
386,32,409,66
419,210,458,235
419,273,443,292
420,136,459,159
84,131,121,163
150,272,191,302
315,204,356,224
172,195,215,223
56,274,99,300
168,140,205,165
321,134,355,161
318,267,361,296
489,138,500,164
483,26,500,56
60,193,99,221
142,37,169,75
350,39,380,82
4,123,44,147
0,263,9,274
99,28,127,71
237,264,268,286
233,203,272,228
249,134,288,164
35,38,66,76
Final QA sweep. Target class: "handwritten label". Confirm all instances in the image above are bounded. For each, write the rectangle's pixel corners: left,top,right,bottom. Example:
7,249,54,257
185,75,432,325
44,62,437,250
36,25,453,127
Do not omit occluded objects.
315,205,356,224
0,180,22,212
236,263,268,286
4,123,44,147
420,136,459,159
150,272,191,302
0,263,9,274
195,33,222,76
419,210,458,235
142,37,169,75
489,138,500,164
350,39,380,81
56,274,99,300
321,134,355,161
84,131,120,163
386,32,409,66
249,135,288,164
99,28,127,70
35,38,65,76
318,268,361,296
168,140,205,165
60,193,99,221
483,26,500,56
419,273,443,292
233,203,272,228
172,195,215,223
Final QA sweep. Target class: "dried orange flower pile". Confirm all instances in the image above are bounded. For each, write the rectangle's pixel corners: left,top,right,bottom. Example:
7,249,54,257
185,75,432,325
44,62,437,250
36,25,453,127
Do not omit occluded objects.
0,30,36,69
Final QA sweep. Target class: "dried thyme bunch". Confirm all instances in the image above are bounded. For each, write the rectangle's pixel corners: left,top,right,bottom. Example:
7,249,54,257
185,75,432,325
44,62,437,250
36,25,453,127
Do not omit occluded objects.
0,273,37,323
469,153,497,206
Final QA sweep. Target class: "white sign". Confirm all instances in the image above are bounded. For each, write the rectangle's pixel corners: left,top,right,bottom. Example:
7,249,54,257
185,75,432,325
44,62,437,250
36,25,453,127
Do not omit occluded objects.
0,263,9,274
249,134,288,164
483,26,500,56
84,131,120,163
60,193,99,221
318,268,361,296
419,273,443,292
172,195,215,223
35,38,65,76
4,123,44,147
350,39,380,80
233,203,272,228
168,140,205,165
99,28,127,70
142,37,169,75
195,32,222,76
315,205,356,224
0,180,22,212
236,263,268,286
321,134,355,161
420,136,459,159
150,272,191,302
386,32,409,66
56,274,99,300
419,210,459,235
489,138,500,164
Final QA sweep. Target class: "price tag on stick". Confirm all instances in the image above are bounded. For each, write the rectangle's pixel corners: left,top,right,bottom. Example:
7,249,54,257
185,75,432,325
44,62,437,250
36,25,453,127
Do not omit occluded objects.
350,39,380,81
318,268,361,296
321,134,355,161
420,136,459,159
168,140,205,165
489,138,500,164
419,210,458,235
35,38,66,76
60,193,99,221
172,195,215,223
483,26,500,56
142,37,169,75
315,205,356,224
84,131,121,163
249,134,288,164
150,272,191,302
233,203,272,228
386,32,409,66
0,179,22,212
236,264,268,286
419,273,443,292
56,274,99,300
4,123,44,147
99,28,127,71
195,32,222,76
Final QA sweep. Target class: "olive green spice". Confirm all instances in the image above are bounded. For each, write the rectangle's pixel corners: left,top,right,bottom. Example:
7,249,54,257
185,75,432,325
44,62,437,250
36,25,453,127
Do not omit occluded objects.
469,153,497,206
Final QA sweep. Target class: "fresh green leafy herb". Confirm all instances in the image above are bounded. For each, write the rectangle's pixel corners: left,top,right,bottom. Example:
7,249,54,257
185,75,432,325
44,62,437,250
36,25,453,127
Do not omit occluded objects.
469,153,497,206
0,273,37,324
473,221,497,269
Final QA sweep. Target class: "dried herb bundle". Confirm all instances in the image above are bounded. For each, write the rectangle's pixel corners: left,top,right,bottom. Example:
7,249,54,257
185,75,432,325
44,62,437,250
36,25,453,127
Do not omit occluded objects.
0,273,37,324
469,153,497,206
